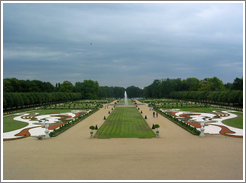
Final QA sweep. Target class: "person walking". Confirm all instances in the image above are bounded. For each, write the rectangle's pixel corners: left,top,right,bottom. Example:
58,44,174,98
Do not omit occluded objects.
153,111,155,118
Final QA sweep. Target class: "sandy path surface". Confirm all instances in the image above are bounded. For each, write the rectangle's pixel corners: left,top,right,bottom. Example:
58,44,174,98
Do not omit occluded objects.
3,101,244,180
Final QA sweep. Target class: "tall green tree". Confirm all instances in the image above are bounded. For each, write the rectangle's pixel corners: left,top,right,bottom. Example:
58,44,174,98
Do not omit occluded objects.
181,77,200,91
126,86,143,98
20,93,30,107
198,81,213,91
3,93,13,109
3,97,7,109
150,79,160,98
232,77,243,90
11,93,24,108
114,87,125,98
59,81,74,92
3,79,14,92
83,80,101,99
100,86,114,98
204,77,225,91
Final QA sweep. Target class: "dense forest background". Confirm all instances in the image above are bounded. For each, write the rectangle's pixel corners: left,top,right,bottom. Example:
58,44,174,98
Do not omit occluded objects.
3,76,243,110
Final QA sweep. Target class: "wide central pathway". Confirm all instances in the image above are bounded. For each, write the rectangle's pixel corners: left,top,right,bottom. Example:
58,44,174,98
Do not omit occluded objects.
3,100,243,180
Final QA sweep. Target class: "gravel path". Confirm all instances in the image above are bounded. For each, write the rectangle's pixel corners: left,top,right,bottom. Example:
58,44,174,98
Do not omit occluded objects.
3,101,243,180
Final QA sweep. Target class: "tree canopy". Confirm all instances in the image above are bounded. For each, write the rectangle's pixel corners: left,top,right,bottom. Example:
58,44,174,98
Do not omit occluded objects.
3,76,243,108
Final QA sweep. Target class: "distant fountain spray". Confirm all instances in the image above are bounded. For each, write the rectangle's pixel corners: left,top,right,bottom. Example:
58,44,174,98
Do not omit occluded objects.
124,91,128,105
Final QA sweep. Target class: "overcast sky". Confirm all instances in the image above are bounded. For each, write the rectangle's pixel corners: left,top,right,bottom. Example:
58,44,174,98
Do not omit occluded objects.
2,2,244,88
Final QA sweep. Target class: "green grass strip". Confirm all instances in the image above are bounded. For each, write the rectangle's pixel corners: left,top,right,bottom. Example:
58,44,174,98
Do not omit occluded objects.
94,107,155,139
3,116,29,133
222,112,243,129
118,100,132,104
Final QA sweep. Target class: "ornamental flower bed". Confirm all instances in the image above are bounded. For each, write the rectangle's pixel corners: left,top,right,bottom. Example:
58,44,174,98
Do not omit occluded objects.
157,108,243,138
49,109,98,137
155,108,200,136
3,109,97,141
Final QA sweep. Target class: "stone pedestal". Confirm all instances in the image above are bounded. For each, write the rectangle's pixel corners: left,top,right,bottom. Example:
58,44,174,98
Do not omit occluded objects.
44,120,50,139
90,131,94,138
199,122,205,137
156,130,159,137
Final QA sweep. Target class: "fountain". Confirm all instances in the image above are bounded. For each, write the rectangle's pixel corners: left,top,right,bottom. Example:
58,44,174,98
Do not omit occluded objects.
124,91,128,105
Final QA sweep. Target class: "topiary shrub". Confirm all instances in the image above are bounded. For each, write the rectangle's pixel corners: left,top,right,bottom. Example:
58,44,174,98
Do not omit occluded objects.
154,124,160,131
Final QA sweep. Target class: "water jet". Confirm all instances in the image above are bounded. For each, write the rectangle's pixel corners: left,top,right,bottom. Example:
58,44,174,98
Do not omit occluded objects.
124,91,128,105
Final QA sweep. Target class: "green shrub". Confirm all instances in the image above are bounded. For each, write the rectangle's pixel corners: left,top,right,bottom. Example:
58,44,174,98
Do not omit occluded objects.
154,124,160,130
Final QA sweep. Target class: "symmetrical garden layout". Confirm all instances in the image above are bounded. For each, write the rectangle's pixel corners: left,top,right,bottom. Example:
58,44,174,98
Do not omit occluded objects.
161,109,243,137
3,105,243,140
95,107,156,138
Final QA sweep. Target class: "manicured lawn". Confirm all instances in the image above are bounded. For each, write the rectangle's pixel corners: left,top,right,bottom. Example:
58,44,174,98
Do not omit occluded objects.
94,107,155,138
119,100,132,104
222,112,243,129
3,115,29,133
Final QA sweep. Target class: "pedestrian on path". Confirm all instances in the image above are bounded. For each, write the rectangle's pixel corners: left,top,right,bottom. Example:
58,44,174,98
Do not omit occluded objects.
156,112,158,118
153,111,155,118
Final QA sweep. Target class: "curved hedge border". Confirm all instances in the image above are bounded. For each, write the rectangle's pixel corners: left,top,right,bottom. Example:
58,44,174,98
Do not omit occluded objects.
49,108,99,137
154,107,201,136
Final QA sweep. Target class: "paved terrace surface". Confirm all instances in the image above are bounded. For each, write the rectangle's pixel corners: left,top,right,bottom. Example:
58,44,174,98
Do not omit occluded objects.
3,100,243,180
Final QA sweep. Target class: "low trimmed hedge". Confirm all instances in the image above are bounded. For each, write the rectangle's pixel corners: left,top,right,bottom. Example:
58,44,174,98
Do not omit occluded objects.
154,107,201,136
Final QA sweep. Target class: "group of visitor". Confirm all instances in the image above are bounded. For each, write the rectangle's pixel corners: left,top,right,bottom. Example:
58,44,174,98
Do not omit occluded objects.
153,111,158,118
149,107,158,118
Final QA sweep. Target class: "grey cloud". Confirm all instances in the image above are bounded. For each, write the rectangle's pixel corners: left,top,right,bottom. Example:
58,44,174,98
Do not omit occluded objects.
3,2,243,88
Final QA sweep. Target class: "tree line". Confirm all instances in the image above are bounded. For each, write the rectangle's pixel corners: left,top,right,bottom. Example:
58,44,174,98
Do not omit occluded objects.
142,76,243,106
100,85,143,99
3,78,143,110
169,90,243,106
3,92,82,110
143,77,243,98
3,76,243,110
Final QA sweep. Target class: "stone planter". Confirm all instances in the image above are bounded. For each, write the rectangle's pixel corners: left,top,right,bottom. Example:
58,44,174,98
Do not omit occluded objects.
156,130,159,137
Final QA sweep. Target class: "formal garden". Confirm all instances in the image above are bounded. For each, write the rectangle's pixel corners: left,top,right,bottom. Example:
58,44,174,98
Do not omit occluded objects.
3,96,244,140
